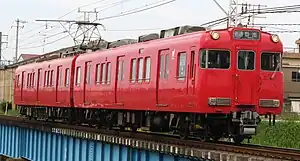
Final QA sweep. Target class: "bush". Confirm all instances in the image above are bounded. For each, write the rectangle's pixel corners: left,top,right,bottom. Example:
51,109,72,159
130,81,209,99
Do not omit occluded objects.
250,121,300,149
0,101,6,112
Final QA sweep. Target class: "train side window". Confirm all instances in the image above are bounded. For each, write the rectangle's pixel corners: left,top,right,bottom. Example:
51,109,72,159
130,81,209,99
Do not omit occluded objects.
190,51,195,78
238,50,255,70
165,54,169,79
107,62,111,84
145,57,151,81
118,60,124,81
65,68,70,87
138,58,144,82
50,70,54,87
32,73,35,87
177,52,187,80
160,55,164,79
76,66,81,86
95,64,101,84
44,71,47,87
130,59,137,82
47,71,50,87
85,62,92,85
261,52,280,71
57,66,62,87
101,63,106,84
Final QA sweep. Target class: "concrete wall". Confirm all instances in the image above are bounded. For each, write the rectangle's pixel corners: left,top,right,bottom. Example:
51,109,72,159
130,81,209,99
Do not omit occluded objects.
0,68,15,109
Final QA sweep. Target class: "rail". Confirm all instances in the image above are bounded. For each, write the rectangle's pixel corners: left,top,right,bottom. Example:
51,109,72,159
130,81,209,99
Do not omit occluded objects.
0,115,299,160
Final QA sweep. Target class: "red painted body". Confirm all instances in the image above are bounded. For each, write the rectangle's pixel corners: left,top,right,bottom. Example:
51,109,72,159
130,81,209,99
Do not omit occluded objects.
14,27,283,116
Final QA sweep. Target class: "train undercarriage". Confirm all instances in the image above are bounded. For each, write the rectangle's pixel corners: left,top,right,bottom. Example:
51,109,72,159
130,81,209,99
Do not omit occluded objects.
18,106,261,144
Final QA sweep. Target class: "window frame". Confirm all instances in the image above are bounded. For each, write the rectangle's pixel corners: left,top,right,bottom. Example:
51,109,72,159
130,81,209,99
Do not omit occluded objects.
145,57,151,82
177,52,187,80
76,66,81,86
130,59,137,82
292,71,300,82
260,52,281,72
199,49,231,70
137,57,144,82
237,50,256,71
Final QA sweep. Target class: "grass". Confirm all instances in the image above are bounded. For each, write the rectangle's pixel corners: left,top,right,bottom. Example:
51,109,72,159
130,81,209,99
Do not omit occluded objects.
250,121,300,149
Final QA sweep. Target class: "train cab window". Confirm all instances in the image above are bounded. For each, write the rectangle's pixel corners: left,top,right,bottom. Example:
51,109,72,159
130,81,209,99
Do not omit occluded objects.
145,57,151,81
76,67,81,85
200,50,230,69
65,68,70,87
177,52,187,80
261,52,280,71
238,50,255,70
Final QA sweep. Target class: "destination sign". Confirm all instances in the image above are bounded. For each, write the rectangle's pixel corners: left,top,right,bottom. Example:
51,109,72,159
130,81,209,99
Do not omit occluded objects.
233,30,260,40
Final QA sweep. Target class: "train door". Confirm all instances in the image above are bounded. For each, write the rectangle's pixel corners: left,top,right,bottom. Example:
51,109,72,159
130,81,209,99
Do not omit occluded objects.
115,56,125,104
156,49,169,106
235,46,257,105
37,68,41,102
187,47,196,95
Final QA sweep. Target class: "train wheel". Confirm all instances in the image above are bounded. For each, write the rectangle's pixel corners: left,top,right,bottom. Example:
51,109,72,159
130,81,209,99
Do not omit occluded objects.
233,135,244,144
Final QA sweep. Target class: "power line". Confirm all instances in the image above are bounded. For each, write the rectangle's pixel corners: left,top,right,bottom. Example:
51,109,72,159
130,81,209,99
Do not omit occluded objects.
19,32,74,50
99,0,176,21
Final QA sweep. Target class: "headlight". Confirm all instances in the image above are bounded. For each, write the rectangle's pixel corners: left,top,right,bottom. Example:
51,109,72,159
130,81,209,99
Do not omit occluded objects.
210,31,220,40
271,34,280,43
208,97,231,106
259,99,280,108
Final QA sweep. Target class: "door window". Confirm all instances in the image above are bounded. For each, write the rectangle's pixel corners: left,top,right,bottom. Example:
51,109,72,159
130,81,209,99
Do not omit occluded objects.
238,50,255,70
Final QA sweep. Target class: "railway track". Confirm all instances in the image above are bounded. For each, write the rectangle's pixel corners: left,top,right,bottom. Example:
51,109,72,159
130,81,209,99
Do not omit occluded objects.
0,115,299,160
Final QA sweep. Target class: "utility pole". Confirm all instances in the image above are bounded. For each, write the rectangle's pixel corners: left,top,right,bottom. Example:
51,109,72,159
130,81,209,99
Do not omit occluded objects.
13,19,26,63
0,32,8,62
228,0,266,27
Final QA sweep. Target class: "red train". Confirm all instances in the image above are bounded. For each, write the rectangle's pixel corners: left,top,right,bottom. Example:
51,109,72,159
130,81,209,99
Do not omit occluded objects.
14,25,283,143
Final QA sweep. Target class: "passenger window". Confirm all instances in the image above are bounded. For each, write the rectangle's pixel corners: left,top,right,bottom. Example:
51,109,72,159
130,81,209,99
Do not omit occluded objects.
238,50,255,70
65,68,70,87
118,60,124,81
145,57,151,81
95,64,101,84
101,63,106,84
261,52,280,71
165,54,169,79
85,62,92,84
131,59,137,82
76,67,81,85
138,58,144,82
57,66,62,86
177,52,187,80
107,62,111,84
50,70,54,87
160,55,164,79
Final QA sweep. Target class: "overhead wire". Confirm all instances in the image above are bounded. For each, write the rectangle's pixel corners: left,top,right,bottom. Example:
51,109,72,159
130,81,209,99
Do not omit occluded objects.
21,0,177,50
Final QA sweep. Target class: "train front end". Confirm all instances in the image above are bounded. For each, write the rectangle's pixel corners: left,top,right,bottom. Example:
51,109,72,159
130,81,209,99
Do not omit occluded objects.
198,27,283,143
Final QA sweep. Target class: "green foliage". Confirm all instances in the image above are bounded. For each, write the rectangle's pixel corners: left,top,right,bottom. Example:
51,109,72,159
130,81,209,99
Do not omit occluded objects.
250,121,300,149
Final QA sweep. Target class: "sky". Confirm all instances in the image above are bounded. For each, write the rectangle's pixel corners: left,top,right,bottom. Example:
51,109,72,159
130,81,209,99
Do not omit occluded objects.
1,0,300,61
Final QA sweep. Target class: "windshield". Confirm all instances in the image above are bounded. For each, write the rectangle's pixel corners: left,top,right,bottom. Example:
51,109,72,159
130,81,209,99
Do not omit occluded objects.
238,50,255,70
261,52,280,71
200,50,230,69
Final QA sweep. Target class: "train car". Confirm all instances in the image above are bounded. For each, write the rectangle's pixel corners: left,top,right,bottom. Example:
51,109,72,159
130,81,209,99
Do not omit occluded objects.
14,25,283,143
